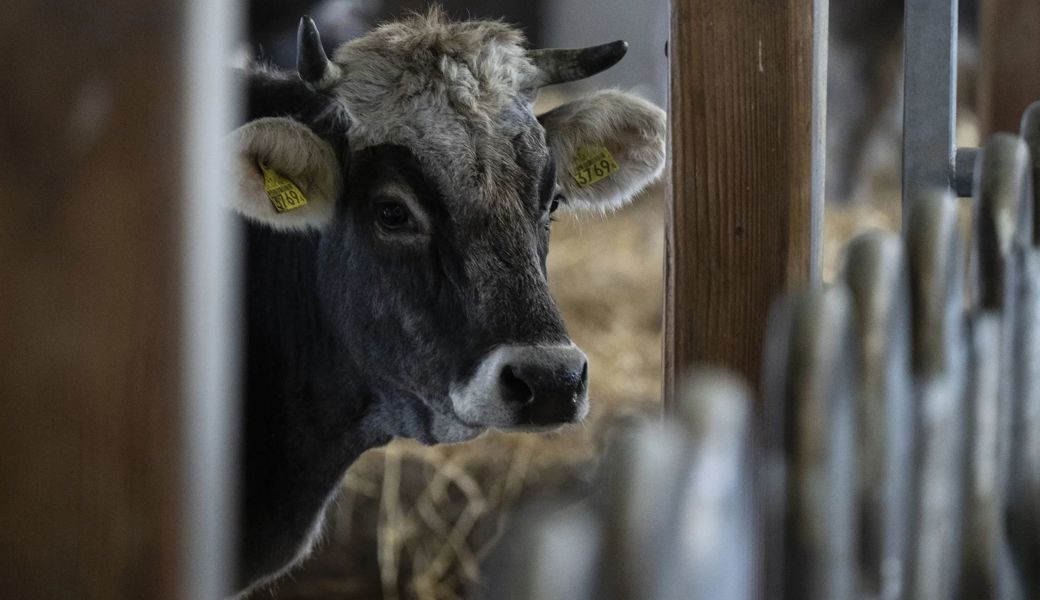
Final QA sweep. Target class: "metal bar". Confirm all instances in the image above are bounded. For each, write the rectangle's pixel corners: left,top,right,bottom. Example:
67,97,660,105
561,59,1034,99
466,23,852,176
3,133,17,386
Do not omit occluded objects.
483,502,602,600
1021,102,1040,244
762,287,859,600
1009,103,1040,592
904,190,970,599
842,232,915,600
664,370,756,600
597,423,690,599
181,1,240,598
903,0,960,222
1010,252,1040,594
810,0,828,282
955,147,980,198
963,135,1033,597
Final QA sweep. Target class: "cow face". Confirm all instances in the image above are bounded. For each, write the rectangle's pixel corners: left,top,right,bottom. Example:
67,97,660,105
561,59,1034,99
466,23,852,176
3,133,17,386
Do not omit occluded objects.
230,11,665,444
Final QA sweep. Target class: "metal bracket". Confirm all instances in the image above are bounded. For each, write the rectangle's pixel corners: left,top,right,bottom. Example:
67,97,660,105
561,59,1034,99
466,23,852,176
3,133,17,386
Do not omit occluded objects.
902,0,975,224
955,146,980,197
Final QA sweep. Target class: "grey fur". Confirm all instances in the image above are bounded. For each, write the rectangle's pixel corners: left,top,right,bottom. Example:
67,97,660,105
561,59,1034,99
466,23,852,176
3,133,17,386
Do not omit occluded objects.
230,10,666,595
231,9,667,230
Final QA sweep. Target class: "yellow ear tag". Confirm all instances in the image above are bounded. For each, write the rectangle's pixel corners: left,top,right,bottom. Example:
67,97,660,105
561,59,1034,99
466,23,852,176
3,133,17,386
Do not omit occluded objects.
569,145,620,187
260,162,308,213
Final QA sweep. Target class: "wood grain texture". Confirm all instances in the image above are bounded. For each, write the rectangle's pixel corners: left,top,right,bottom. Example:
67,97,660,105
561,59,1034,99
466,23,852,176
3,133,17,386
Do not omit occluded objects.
0,3,190,598
979,0,1040,136
665,0,822,405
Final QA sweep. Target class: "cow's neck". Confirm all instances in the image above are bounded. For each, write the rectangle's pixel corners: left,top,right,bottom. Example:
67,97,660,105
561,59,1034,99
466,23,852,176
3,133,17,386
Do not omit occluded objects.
239,220,389,585
242,220,370,433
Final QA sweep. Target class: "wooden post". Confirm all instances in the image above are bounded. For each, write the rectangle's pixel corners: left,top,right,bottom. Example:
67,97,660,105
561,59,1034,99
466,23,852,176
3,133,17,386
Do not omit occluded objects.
0,2,237,598
665,0,825,405
979,0,1040,136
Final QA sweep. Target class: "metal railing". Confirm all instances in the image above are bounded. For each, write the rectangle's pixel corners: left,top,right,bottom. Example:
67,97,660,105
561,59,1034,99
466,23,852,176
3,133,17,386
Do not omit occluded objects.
484,100,1040,599
481,0,1040,595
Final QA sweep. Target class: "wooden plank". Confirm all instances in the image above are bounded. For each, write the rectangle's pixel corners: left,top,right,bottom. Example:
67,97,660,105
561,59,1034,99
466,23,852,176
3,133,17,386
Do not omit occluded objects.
665,0,824,404
0,2,235,597
979,0,1040,135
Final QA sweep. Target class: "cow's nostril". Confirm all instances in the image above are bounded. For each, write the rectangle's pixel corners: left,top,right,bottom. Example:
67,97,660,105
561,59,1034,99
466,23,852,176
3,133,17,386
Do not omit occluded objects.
499,364,534,405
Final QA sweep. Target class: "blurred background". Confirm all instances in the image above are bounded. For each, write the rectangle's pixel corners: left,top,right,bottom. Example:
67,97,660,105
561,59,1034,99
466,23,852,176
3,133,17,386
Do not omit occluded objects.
1,0,1012,598
238,1,981,598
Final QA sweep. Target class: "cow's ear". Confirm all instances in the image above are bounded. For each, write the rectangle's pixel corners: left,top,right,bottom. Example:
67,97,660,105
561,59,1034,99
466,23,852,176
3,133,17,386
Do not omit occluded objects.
229,117,342,231
539,90,666,213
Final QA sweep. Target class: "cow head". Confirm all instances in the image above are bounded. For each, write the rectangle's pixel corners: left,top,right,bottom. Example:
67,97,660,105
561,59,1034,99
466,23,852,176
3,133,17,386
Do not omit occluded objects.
230,10,665,444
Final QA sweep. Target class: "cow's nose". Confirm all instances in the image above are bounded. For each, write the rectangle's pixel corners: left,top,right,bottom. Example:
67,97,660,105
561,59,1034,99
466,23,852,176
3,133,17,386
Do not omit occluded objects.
498,347,589,425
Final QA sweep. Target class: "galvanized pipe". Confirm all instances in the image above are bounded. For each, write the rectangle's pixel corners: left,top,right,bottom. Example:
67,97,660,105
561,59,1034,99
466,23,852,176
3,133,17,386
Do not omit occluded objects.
904,191,970,600
660,370,756,600
963,133,1031,598
762,287,859,600
596,423,690,600
843,232,916,600
1008,103,1040,593
902,0,960,222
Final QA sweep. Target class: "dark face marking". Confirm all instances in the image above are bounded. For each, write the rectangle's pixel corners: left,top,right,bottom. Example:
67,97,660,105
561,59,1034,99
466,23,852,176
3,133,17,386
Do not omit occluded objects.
315,143,573,442
244,69,587,443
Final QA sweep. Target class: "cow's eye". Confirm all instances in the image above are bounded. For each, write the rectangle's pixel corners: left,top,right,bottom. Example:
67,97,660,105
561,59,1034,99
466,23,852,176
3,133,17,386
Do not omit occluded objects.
376,201,411,230
548,194,564,215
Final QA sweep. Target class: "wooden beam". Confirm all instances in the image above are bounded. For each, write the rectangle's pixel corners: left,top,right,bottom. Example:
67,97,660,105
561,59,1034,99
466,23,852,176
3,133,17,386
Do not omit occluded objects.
665,0,825,405
0,2,236,597
979,0,1040,135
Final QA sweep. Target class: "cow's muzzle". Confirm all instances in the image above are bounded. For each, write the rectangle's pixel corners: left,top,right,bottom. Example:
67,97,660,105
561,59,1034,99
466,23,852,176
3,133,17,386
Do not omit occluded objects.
450,344,590,429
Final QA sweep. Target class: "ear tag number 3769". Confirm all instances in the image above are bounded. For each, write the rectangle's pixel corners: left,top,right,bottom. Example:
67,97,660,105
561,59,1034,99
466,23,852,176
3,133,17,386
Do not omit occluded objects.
570,145,620,187
260,162,308,213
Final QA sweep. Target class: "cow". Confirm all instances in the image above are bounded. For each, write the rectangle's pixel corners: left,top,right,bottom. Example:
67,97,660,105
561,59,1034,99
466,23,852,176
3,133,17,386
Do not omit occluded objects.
229,9,666,594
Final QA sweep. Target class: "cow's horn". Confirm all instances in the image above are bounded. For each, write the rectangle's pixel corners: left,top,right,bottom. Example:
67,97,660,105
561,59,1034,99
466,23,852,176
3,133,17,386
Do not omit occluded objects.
297,16,340,87
526,41,628,87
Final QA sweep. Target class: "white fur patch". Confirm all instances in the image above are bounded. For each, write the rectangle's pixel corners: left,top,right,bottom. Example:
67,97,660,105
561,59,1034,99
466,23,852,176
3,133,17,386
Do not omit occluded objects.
229,117,341,231
539,90,667,213
449,343,590,429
